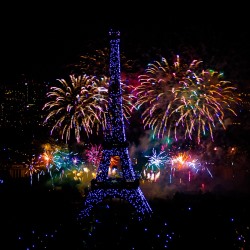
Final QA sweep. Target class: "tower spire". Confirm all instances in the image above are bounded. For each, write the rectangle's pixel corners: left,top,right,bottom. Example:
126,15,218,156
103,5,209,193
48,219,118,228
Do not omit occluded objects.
103,29,126,147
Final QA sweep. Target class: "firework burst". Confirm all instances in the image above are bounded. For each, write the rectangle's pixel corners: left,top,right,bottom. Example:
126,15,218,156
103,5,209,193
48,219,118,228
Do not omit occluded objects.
43,74,108,143
43,74,136,143
85,144,103,167
145,148,168,171
73,47,137,120
134,55,241,144
72,47,134,77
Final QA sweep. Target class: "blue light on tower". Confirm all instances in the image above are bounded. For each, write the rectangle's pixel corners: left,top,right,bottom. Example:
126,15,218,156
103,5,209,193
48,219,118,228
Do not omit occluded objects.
79,29,152,221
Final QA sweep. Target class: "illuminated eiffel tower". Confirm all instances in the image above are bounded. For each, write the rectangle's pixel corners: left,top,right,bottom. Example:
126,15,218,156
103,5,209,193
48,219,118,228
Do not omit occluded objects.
79,29,152,221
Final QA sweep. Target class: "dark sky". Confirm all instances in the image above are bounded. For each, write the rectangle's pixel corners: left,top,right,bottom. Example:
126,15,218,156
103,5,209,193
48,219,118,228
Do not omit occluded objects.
1,4,249,85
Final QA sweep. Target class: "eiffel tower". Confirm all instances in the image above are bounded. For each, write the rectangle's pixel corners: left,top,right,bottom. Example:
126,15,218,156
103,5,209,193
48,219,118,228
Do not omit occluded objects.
79,29,152,221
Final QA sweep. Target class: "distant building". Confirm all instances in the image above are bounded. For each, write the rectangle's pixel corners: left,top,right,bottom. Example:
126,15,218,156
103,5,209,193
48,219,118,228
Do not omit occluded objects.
9,163,27,178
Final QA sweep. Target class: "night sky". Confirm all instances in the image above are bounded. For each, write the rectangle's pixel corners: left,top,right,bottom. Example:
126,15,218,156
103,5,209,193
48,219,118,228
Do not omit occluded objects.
1,4,249,86
1,5,250,249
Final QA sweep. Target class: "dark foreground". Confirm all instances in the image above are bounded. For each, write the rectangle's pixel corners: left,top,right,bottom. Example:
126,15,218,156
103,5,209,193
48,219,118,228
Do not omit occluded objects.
0,180,249,250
